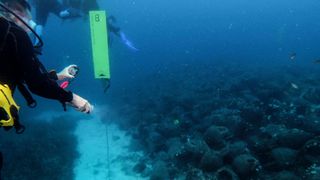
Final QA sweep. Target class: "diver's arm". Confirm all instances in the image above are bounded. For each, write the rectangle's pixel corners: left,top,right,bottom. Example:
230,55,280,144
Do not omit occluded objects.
59,8,82,19
11,26,73,103
107,21,139,51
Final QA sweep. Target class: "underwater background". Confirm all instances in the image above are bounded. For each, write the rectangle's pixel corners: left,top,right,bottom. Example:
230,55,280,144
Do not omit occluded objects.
2,0,320,179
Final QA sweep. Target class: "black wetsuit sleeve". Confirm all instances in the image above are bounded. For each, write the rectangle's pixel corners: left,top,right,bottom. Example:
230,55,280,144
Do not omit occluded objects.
48,70,59,80
8,26,73,103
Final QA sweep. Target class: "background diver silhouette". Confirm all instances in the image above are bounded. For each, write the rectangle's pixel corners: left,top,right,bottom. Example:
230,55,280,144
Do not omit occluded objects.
63,0,139,51
30,0,81,45
30,0,138,51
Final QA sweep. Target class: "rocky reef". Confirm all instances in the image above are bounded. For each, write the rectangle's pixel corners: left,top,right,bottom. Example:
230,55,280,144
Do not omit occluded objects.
113,63,320,179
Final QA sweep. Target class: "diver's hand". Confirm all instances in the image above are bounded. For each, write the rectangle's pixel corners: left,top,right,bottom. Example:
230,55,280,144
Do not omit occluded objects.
57,65,78,80
59,8,82,19
68,93,93,114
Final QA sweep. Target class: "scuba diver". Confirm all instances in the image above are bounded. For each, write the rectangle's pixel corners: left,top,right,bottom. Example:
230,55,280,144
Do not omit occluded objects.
107,15,139,51
63,0,139,51
29,0,82,45
31,0,81,25
0,0,93,177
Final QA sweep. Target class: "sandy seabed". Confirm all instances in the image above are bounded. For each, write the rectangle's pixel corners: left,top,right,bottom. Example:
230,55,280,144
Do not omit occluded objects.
73,106,146,180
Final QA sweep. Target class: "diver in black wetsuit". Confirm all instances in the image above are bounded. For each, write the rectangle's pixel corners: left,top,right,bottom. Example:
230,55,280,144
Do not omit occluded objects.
0,0,93,178
30,0,81,45
107,16,120,35
106,15,138,51
0,0,92,110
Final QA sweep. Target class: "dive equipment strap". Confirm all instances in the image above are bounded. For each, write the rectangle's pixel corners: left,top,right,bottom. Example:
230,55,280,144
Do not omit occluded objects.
0,17,10,53
103,79,111,93
17,83,36,108
10,104,25,134
17,54,48,108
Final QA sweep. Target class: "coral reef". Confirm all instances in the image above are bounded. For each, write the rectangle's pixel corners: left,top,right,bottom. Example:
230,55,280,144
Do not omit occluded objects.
112,63,320,178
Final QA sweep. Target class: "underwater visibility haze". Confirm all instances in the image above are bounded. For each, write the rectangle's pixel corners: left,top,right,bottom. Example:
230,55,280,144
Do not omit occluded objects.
1,0,320,179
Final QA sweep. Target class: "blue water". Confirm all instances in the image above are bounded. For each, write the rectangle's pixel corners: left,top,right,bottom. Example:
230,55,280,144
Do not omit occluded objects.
38,0,320,99
3,0,320,179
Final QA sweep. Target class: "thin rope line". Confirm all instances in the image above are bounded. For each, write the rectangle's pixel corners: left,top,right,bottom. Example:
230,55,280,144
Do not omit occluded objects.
105,111,111,180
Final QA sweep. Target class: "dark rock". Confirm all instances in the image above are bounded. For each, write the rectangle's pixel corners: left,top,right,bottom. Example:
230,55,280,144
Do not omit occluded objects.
208,109,242,132
255,88,284,103
200,150,223,172
167,138,184,159
156,119,181,138
303,136,320,156
216,166,239,180
154,151,169,162
240,106,264,126
300,117,320,134
302,87,320,104
172,136,209,165
305,164,320,180
274,171,300,180
277,128,313,149
295,103,308,116
247,135,276,154
271,147,298,168
185,168,215,180
233,121,256,138
204,125,231,150
302,136,320,164
232,154,260,177
223,141,249,163
150,161,169,180
228,141,248,156
192,103,216,122
133,161,146,174
260,124,287,137
147,132,166,153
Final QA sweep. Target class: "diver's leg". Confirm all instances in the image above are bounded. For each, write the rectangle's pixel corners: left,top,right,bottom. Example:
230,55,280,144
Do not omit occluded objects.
119,31,139,51
107,16,138,51
82,0,100,14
